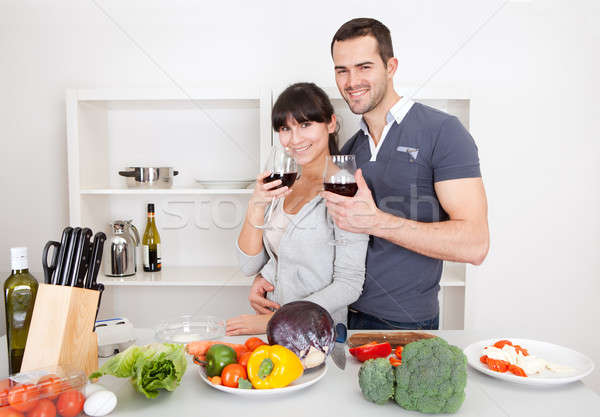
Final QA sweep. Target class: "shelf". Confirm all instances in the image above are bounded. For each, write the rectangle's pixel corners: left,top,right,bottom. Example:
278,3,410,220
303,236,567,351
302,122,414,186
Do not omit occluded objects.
80,188,253,195
440,262,466,287
98,266,252,287
98,265,464,287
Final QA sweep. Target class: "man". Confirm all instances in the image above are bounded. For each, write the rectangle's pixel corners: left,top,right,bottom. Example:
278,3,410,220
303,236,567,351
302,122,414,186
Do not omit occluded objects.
321,18,489,330
248,17,489,330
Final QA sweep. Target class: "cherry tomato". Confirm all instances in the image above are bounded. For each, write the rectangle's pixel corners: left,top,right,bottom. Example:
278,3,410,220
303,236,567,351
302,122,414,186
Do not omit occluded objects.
238,351,252,368
508,364,527,377
27,399,56,417
244,337,267,352
55,390,84,417
394,346,403,360
389,357,402,367
0,407,25,417
514,345,529,357
221,363,247,388
486,358,510,373
0,389,9,407
8,384,39,413
36,376,63,401
493,340,513,349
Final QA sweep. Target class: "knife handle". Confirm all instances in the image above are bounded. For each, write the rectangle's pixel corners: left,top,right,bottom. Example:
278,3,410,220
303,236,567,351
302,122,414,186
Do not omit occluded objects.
335,323,347,343
52,227,73,285
72,228,93,287
60,227,80,285
85,232,106,289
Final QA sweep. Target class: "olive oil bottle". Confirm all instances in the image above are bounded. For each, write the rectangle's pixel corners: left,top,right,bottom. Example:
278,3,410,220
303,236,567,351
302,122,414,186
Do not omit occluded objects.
142,203,161,272
4,247,38,374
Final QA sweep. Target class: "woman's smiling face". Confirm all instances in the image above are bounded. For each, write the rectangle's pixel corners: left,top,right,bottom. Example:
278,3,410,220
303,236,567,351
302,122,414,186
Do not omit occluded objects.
277,114,336,166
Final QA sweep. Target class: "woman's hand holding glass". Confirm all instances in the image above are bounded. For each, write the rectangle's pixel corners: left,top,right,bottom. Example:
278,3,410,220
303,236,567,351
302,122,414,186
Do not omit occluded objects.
246,170,292,229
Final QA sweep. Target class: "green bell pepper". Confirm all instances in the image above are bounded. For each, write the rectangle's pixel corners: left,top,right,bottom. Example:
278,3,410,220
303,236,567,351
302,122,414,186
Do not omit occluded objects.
205,344,237,377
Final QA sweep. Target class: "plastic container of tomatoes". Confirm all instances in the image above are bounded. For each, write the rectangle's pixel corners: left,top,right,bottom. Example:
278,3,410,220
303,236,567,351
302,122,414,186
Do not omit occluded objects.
0,366,86,417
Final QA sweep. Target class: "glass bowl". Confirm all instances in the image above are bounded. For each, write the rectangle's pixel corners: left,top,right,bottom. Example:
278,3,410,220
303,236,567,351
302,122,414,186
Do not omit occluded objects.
155,314,226,343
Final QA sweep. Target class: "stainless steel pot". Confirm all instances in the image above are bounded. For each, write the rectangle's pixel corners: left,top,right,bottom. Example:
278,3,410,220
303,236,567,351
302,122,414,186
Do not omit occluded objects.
118,167,179,189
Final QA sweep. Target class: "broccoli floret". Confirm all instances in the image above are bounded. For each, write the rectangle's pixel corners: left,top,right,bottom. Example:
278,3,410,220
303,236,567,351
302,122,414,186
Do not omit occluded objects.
394,337,467,414
358,357,395,405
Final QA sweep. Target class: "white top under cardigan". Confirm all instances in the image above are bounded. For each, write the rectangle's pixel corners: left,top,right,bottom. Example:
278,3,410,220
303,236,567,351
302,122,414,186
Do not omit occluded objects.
236,195,368,325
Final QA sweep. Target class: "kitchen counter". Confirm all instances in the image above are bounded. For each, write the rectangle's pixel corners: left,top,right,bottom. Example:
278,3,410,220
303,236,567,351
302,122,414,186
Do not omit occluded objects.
1,330,598,416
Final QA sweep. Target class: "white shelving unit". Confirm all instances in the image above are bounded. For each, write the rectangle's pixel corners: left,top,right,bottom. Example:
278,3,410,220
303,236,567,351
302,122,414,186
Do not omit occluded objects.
80,188,254,195
66,87,471,329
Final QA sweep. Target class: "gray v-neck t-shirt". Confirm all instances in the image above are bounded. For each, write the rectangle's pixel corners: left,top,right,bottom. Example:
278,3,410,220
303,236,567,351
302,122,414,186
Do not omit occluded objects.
342,102,481,323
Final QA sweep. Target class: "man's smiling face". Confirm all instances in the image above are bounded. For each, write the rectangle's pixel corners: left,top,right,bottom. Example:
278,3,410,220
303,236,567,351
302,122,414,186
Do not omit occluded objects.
332,35,391,115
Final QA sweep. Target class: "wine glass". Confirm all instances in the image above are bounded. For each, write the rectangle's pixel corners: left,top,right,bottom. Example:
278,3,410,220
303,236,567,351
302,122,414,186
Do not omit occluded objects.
255,147,298,229
323,155,358,245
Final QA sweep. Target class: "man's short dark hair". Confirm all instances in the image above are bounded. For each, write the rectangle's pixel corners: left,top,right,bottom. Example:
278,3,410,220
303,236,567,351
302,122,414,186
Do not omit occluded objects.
331,18,394,65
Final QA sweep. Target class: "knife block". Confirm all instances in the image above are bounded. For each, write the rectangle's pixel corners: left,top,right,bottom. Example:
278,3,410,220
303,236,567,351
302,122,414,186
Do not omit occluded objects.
21,283,100,376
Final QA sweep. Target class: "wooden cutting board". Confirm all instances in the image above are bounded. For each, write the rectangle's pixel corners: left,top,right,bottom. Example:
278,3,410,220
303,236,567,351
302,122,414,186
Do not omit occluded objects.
348,331,436,348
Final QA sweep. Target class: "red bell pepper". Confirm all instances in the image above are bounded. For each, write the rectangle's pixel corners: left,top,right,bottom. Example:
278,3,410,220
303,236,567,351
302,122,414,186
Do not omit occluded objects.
348,342,392,362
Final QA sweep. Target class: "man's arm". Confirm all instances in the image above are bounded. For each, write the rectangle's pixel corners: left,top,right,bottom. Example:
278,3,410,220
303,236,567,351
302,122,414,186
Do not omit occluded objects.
323,170,489,265
375,177,489,265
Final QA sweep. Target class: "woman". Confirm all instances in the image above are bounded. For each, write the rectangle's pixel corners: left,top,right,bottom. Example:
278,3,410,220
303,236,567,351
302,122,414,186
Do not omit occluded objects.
226,82,368,335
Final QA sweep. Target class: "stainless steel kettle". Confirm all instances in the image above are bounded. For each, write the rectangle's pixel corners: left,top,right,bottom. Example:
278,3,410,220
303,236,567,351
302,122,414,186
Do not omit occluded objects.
105,220,140,277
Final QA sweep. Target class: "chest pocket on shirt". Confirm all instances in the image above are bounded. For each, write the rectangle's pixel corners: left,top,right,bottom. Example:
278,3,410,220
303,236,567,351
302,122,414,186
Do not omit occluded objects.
383,148,418,193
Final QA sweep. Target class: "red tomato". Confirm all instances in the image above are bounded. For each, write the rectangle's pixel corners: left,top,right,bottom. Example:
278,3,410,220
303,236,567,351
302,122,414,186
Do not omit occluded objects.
36,376,63,401
389,357,402,367
8,384,39,413
244,337,267,352
0,379,14,406
0,389,9,407
0,407,25,417
238,351,252,368
486,358,510,373
508,364,528,377
394,346,403,360
27,399,56,417
55,390,84,417
221,364,247,388
513,345,529,357
493,340,513,349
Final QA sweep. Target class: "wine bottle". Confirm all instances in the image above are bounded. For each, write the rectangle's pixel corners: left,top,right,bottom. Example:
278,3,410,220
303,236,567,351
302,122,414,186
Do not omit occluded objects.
142,203,161,272
4,247,38,374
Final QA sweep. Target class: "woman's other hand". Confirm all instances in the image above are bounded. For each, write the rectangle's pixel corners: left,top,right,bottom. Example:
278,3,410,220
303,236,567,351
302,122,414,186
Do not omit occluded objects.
226,313,273,336
249,275,280,314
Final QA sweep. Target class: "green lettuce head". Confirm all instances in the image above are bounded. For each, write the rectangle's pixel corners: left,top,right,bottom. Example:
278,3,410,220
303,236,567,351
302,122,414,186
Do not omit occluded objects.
90,343,187,399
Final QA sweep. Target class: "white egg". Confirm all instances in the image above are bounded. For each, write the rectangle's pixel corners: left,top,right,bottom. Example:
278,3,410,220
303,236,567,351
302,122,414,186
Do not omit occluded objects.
84,390,117,417
83,383,106,398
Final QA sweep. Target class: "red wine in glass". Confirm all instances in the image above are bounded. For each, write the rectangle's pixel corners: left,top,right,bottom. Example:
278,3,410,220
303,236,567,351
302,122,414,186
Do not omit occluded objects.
263,172,298,189
323,182,358,197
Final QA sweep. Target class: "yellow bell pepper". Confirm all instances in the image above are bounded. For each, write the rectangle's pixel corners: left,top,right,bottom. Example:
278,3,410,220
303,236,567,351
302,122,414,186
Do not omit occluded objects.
247,344,304,389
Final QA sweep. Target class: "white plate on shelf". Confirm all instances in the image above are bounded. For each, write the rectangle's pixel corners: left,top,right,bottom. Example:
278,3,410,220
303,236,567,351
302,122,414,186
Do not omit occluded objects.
464,338,594,386
195,179,255,189
198,363,327,397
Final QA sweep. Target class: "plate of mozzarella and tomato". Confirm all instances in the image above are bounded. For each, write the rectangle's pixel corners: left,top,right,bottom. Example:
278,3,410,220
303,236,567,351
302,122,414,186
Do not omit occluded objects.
463,338,594,386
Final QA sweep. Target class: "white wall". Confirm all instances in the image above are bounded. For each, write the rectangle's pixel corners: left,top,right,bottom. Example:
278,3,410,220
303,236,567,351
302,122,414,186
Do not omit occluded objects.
1,0,599,390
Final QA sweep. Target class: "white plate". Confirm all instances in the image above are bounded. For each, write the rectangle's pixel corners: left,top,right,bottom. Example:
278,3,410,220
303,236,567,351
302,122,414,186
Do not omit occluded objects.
195,180,254,189
198,363,327,397
464,338,595,386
